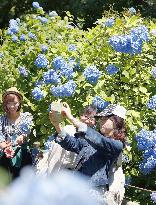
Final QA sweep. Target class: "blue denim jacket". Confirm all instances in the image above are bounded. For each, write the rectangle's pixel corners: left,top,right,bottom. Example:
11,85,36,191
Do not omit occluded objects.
57,125,123,187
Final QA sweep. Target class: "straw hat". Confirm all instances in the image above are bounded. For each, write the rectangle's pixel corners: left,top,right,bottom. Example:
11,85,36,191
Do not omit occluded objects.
2,87,23,101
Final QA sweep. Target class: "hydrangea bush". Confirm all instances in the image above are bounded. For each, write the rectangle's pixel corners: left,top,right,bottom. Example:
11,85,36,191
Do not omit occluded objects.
0,3,156,204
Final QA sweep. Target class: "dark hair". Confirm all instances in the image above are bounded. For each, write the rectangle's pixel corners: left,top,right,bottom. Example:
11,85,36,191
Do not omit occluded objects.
109,115,127,143
80,105,97,116
98,115,127,144
2,93,21,112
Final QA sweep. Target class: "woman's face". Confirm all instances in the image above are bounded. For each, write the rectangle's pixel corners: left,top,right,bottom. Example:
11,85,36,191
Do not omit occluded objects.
4,94,20,114
99,117,115,136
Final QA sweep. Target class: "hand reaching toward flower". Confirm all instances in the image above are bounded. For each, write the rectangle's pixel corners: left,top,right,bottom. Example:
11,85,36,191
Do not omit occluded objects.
61,102,72,119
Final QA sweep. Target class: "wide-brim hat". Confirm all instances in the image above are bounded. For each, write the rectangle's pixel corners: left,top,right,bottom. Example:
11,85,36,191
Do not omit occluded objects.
2,87,23,101
95,104,127,119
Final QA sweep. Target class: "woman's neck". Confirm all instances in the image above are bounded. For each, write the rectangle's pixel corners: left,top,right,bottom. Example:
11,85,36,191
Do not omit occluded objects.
7,112,20,122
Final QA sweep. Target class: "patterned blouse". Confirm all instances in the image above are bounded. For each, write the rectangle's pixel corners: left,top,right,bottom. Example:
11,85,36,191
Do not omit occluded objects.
0,112,33,146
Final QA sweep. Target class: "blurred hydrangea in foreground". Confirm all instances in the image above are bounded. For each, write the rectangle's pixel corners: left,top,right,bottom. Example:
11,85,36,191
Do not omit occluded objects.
0,168,99,205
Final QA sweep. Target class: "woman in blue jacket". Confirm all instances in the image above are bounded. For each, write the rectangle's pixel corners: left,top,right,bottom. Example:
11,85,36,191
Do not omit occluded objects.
49,103,127,204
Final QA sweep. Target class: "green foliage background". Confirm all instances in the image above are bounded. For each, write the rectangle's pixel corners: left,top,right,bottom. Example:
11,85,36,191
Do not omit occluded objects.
0,6,156,204
0,0,156,29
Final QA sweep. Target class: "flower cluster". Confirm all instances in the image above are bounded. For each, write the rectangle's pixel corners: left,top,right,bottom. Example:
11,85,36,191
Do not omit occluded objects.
92,96,109,111
41,45,48,52
0,53,4,58
35,80,44,87
52,56,67,70
52,56,75,79
37,16,48,24
12,35,18,42
28,32,37,40
32,2,40,9
147,95,156,110
68,44,77,51
135,129,156,174
150,29,156,36
128,7,136,15
43,70,61,84
50,80,77,97
151,67,156,78
83,65,101,84
34,54,49,68
104,18,115,27
19,112,34,135
150,192,156,203
32,87,45,100
105,64,119,75
44,135,55,150
49,11,58,18
109,25,149,54
131,26,149,42
20,34,26,41
7,19,19,35
18,66,28,77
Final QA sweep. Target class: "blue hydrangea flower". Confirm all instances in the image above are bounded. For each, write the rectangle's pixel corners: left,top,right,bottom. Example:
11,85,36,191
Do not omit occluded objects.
60,65,74,79
34,80,44,87
135,129,156,151
50,80,77,97
128,7,136,15
43,70,61,84
150,29,156,36
109,26,149,55
0,53,4,58
41,45,48,52
105,64,119,75
8,19,19,35
44,135,55,150
147,95,156,110
32,87,45,100
34,54,49,68
28,32,37,40
139,150,156,174
20,34,26,41
92,96,109,111
135,129,156,174
52,56,67,70
38,6,43,10
105,18,115,27
109,34,142,54
83,65,101,84
32,2,40,9
151,67,156,78
16,18,20,23
150,192,156,203
8,27,19,34
131,25,149,43
18,66,28,77
68,44,77,51
7,30,13,35
49,11,58,17
12,35,18,42
40,17,48,24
